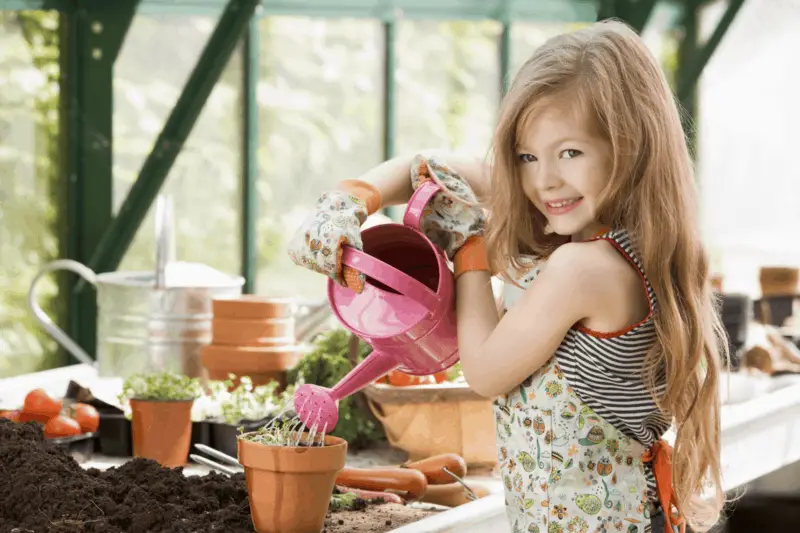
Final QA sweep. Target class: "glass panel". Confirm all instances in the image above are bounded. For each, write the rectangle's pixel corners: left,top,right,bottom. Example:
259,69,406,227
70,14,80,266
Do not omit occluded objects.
396,20,502,157
115,14,243,280
0,11,61,377
255,17,383,299
696,0,800,298
510,22,588,75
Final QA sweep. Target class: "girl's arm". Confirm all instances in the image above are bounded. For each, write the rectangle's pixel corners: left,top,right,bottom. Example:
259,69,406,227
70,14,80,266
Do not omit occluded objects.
457,242,614,398
341,151,491,206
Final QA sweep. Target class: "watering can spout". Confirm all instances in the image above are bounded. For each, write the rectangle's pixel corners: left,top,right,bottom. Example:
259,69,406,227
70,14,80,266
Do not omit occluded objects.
294,350,401,431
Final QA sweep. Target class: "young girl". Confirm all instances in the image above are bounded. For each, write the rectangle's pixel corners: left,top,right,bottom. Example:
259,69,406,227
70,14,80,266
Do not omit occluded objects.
288,19,726,533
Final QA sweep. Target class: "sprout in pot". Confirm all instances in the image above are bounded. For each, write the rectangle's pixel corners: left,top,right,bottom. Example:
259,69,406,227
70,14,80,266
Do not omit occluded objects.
118,372,203,468
201,376,295,458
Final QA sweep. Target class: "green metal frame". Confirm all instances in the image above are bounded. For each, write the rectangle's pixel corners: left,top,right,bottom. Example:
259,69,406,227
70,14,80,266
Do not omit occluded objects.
241,17,260,294
60,0,141,360
2,0,747,364
598,0,658,32
677,0,745,102
83,0,261,281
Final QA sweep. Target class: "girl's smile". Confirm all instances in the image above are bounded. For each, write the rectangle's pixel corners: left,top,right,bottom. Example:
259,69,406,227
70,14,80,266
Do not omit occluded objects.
543,197,583,215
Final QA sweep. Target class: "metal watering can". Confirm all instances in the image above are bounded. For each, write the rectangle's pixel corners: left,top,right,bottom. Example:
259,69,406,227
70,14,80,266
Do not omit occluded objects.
27,196,245,378
294,181,459,431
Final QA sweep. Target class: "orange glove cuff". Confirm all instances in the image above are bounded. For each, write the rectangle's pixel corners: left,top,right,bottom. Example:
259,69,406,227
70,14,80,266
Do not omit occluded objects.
454,236,491,279
340,179,382,216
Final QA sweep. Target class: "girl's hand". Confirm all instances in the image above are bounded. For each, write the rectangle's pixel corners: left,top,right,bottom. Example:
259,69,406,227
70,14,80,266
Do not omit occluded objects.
287,183,380,293
411,155,486,259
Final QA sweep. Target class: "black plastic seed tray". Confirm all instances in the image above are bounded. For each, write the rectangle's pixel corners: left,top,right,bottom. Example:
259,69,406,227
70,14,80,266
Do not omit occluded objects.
47,432,97,463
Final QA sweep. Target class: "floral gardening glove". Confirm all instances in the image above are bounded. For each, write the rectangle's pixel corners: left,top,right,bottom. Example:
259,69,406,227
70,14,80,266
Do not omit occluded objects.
410,154,487,260
287,180,381,293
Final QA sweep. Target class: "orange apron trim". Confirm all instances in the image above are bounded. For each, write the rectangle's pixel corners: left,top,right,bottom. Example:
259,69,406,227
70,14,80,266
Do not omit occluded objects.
577,226,611,242
642,439,686,533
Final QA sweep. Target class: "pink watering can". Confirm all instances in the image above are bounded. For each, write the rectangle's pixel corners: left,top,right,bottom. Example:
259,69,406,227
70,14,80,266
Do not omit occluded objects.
294,181,459,431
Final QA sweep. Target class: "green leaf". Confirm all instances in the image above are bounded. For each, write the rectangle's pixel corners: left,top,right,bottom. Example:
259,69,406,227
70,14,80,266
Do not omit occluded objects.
119,371,203,402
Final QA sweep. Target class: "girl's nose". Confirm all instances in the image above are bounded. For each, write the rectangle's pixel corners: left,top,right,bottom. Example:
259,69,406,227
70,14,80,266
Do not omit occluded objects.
534,159,562,191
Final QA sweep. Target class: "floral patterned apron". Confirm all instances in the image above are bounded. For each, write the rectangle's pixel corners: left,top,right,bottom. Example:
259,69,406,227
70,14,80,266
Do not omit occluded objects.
494,267,666,533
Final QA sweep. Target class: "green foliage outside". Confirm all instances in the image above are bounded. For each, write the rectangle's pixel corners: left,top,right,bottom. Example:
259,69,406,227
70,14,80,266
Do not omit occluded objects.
0,11,61,377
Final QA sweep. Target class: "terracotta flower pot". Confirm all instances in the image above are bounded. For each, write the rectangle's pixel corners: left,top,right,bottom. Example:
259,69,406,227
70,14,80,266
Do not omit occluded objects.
238,433,347,533
130,399,193,468
201,344,302,390
213,296,294,320
211,317,295,346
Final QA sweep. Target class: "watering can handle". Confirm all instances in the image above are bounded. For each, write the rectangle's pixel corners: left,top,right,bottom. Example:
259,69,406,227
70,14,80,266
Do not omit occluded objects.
27,260,97,367
403,180,441,232
341,247,440,311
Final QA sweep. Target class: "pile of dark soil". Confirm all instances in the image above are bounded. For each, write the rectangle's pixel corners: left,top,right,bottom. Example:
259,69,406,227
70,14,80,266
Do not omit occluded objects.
0,419,252,532
0,419,434,532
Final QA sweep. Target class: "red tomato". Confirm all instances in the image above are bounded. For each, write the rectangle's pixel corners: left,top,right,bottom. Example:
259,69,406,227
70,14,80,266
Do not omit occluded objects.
23,389,62,421
0,410,20,422
43,415,82,438
387,370,436,387
433,371,449,384
70,403,99,433
18,412,51,424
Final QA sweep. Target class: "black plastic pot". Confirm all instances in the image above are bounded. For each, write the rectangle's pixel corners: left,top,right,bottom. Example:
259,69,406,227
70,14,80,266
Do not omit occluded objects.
753,295,795,326
47,432,97,463
189,420,213,459
209,417,272,459
96,413,132,457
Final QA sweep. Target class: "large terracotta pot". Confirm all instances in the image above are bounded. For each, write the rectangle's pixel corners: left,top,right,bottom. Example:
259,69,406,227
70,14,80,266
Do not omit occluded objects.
201,344,302,391
129,399,193,468
238,432,347,533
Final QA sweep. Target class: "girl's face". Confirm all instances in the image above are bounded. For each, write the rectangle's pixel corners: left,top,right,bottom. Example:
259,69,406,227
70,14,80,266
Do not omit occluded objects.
516,104,612,241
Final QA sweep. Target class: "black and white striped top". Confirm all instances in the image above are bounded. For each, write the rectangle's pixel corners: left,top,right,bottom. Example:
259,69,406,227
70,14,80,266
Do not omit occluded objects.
557,229,670,498
556,229,670,446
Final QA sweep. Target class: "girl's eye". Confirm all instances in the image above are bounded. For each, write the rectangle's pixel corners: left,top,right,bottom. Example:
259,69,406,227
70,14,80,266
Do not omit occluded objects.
518,153,536,163
560,149,582,159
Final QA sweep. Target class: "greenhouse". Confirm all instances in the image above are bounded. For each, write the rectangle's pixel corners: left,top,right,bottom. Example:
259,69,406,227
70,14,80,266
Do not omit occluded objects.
1,0,799,532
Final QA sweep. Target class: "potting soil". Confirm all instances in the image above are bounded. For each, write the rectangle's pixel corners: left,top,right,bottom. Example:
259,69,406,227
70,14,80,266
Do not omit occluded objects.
0,419,435,532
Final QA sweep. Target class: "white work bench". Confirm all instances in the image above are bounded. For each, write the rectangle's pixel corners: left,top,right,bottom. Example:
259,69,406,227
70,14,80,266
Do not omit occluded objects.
2,365,800,533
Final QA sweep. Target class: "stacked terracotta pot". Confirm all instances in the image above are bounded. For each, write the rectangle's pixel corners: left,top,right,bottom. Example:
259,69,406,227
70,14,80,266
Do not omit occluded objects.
201,296,301,391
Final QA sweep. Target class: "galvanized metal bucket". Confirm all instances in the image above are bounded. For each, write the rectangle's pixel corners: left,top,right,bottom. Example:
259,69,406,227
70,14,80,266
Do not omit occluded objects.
28,260,244,378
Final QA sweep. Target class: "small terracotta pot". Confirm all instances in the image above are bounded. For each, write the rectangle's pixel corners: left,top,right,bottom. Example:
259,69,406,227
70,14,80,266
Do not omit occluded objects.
211,317,295,346
213,296,294,320
238,433,347,533
129,399,193,468
201,344,301,374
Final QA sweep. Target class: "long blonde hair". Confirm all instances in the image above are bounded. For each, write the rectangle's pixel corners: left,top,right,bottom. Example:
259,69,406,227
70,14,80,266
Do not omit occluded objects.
486,19,727,531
